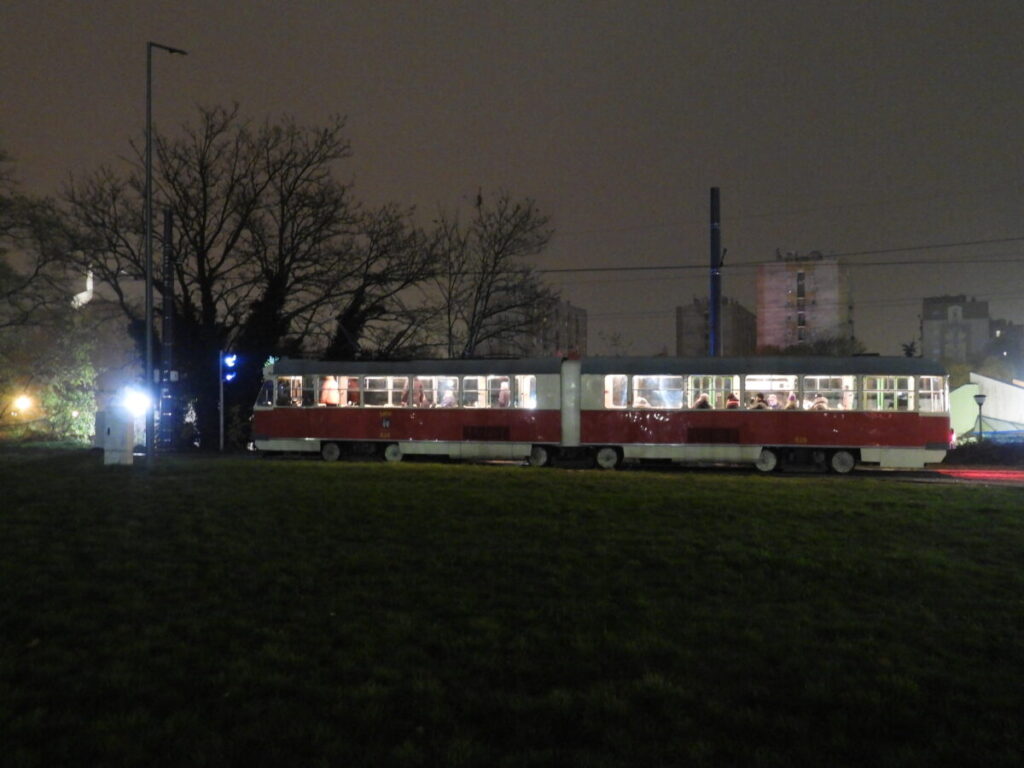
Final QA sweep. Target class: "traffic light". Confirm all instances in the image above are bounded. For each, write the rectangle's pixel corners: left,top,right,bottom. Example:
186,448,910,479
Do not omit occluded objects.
222,353,238,382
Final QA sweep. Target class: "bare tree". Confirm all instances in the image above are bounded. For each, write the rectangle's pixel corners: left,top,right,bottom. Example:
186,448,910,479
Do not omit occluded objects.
1,154,71,333
318,204,439,359
228,114,359,363
63,106,434,446
433,193,557,358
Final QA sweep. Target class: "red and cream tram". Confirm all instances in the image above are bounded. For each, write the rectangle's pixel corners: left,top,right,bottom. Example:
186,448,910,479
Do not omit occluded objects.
251,356,950,472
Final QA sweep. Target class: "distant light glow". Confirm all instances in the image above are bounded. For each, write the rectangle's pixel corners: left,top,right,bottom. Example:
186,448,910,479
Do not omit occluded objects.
13,394,32,412
121,387,153,417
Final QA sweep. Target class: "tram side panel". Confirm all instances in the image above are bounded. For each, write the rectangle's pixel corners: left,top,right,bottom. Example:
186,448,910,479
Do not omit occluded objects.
253,372,562,460
577,374,949,467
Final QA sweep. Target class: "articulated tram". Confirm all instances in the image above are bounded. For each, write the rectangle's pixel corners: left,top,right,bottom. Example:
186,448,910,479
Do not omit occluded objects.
251,356,951,473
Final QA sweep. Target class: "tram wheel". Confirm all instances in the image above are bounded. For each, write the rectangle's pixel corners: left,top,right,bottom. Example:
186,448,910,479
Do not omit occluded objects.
382,443,403,463
528,445,551,467
320,442,341,462
829,450,856,474
595,446,622,470
754,448,779,473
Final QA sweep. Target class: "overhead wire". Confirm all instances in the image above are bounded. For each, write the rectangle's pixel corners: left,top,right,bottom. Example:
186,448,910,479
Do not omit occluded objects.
539,237,1024,275
552,180,1024,239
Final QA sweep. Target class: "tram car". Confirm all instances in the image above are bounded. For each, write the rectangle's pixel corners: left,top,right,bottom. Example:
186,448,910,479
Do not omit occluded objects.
251,355,950,473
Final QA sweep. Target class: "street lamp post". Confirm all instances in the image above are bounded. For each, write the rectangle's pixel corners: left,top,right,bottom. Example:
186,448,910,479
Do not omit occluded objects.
973,393,987,442
145,41,187,466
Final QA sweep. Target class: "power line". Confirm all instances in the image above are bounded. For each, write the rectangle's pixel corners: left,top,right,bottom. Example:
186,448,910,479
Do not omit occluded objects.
553,182,1024,239
539,236,1024,275
833,237,1024,259
586,289,1024,321
551,254,1024,286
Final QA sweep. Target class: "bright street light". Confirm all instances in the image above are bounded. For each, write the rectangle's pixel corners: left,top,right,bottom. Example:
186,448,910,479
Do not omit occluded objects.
13,394,33,413
122,387,153,419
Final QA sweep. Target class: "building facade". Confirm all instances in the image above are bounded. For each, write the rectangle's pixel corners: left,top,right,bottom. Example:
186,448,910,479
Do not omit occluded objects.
675,296,756,357
920,295,990,364
756,251,853,351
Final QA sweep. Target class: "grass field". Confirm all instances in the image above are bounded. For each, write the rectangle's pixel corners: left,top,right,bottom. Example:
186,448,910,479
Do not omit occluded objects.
1,447,1022,767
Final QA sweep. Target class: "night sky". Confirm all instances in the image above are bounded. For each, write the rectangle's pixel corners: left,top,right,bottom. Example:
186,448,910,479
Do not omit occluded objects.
3,1,1022,355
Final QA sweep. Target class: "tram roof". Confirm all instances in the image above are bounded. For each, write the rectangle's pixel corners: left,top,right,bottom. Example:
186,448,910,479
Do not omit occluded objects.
579,356,947,376
267,355,946,377
267,357,565,376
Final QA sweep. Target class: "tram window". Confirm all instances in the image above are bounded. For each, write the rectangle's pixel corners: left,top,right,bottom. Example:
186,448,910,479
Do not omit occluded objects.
801,375,857,411
301,376,317,406
488,376,511,407
256,380,274,407
515,375,537,408
864,376,914,411
363,377,388,407
437,377,459,407
917,376,947,413
687,375,738,409
391,377,409,406
364,376,407,407
341,377,360,406
462,376,485,407
633,375,683,409
604,375,627,409
276,376,303,407
743,375,797,409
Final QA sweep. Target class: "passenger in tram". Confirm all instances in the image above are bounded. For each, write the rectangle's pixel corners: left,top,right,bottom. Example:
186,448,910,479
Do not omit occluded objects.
726,393,740,409
767,393,780,409
783,393,800,410
497,381,511,407
440,390,457,407
811,394,829,410
749,393,769,410
320,376,341,406
692,393,712,409
405,379,429,407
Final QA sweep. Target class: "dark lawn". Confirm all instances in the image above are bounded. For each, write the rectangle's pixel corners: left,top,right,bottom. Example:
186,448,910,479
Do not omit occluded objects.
1,448,1022,766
